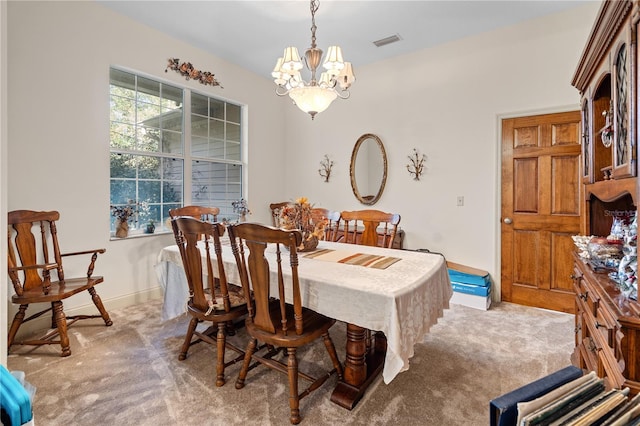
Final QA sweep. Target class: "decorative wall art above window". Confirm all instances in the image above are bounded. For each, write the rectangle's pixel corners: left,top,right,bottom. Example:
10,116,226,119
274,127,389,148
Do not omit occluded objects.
165,58,223,88
406,148,426,181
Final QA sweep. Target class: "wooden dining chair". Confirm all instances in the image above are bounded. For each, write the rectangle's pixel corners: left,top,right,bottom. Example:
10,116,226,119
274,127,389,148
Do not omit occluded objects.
269,201,291,228
169,205,220,222
170,205,220,241
170,216,248,386
310,207,330,224
227,223,343,425
338,209,401,249
7,210,112,357
310,208,340,242
336,209,400,358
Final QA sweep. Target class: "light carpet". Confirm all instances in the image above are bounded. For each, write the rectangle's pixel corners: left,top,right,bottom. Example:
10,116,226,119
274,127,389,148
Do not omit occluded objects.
6,300,574,425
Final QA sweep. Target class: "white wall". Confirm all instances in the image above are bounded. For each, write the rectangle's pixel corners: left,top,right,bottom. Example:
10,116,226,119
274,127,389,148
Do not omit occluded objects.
5,1,285,335
1,0,8,366
280,3,600,294
3,1,601,346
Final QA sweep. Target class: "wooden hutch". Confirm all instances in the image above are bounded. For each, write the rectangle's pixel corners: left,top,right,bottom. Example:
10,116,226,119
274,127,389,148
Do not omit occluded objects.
571,0,640,395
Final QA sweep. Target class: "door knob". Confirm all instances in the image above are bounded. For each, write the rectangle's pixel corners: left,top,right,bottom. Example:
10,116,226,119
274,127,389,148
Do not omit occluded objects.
503,218,512,224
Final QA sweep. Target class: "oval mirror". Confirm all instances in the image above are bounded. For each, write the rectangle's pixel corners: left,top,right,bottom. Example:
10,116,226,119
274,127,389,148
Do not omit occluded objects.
350,133,387,205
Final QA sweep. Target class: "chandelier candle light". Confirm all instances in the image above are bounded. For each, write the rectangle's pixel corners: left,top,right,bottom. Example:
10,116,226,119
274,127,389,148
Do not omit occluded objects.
272,0,356,119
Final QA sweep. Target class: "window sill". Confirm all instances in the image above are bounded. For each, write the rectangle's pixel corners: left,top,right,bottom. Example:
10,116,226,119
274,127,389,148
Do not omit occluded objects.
110,230,171,241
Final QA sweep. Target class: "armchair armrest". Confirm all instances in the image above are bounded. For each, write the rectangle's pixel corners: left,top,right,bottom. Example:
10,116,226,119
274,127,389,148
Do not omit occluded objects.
9,262,58,272
8,262,58,296
60,248,106,279
60,248,106,257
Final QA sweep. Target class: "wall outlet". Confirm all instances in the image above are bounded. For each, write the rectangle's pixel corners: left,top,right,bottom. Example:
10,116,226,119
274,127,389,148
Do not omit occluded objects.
457,196,464,207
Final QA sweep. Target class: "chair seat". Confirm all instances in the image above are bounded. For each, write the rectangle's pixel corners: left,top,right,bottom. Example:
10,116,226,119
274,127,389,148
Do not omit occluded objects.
11,276,104,304
188,285,248,322
247,302,336,348
208,284,247,309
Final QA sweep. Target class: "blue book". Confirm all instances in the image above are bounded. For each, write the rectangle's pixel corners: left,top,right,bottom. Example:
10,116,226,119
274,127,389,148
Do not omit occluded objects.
489,366,583,426
451,281,491,297
448,270,491,287
0,366,32,426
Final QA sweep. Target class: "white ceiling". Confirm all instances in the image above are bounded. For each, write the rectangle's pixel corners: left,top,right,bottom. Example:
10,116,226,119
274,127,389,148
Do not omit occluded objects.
98,0,594,78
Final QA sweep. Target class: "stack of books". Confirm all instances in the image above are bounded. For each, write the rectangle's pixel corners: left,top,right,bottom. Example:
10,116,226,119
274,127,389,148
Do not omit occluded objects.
447,261,492,310
491,366,640,425
0,365,34,426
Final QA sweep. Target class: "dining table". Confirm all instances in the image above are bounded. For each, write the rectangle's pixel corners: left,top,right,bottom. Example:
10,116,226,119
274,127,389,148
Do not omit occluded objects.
155,239,452,409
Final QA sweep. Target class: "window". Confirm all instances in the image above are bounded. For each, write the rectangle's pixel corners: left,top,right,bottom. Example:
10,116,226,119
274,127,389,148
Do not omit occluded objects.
109,68,244,236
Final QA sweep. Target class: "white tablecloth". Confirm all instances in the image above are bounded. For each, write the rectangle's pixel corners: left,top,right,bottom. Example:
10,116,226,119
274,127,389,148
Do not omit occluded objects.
155,240,452,384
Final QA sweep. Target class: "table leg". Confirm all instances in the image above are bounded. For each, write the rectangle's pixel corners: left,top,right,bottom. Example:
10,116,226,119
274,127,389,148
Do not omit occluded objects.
330,323,386,410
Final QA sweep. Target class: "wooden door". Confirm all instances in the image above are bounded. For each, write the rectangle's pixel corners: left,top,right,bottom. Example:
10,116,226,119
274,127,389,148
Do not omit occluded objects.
501,111,582,313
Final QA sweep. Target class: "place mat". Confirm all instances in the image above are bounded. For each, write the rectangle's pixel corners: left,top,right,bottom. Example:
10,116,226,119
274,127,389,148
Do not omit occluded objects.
304,248,401,269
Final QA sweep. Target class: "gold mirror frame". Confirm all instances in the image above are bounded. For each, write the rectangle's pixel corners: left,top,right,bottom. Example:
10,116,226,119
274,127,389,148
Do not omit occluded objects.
349,133,388,205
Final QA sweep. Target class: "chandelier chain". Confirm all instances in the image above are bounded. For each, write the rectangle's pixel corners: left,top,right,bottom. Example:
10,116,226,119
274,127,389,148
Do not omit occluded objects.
309,0,319,49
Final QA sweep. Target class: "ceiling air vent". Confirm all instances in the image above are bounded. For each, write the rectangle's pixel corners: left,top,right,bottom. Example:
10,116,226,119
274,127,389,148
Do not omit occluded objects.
373,34,402,48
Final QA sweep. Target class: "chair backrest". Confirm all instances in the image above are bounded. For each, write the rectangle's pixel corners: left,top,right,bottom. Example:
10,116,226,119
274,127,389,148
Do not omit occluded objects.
171,216,232,313
309,208,340,242
310,207,330,225
169,205,220,222
228,223,304,335
7,210,64,295
269,202,291,228
324,211,341,242
339,209,401,249
170,206,220,242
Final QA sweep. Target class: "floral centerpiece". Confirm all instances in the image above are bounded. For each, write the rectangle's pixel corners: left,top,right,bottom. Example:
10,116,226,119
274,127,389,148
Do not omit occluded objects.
279,197,324,252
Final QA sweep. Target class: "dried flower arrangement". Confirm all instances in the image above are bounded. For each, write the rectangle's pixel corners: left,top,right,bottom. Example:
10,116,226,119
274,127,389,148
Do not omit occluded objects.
279,197,324,251
232,198,251,222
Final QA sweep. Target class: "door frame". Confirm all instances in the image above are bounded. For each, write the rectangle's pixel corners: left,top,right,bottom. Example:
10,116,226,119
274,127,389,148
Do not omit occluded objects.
494,104,581,303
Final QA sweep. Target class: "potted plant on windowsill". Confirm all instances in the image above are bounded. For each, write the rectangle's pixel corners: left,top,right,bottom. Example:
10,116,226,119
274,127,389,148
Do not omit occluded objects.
145,220,156,234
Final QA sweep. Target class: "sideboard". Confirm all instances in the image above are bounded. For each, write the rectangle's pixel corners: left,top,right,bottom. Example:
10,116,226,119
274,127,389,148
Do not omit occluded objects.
571,0,640,395
572,253,640,395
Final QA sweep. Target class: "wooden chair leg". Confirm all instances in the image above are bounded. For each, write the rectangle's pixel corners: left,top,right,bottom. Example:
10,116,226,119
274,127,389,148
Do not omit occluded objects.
287,347,301,425
225,320,236,336
179,317,199,361
51,302,57,329
322,332,343,380
235,338,257,389
52,301,71,357
7,304,27,349
216,322,226,387
88,287,113,326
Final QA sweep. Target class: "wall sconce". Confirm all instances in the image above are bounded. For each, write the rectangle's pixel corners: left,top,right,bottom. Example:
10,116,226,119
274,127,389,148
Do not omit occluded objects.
165,58,223,88
318,154,334,182
406,148,426,181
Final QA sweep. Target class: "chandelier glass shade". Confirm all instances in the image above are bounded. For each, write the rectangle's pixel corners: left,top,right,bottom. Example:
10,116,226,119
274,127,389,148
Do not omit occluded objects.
272,0,355,119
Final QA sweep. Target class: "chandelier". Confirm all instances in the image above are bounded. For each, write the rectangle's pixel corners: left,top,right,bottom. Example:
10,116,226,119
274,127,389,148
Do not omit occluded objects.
271,0,356,120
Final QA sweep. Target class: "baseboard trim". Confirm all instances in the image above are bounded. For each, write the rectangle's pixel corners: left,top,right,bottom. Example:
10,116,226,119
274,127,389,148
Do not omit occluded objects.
10,286,163,340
